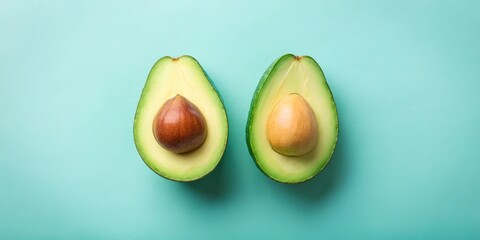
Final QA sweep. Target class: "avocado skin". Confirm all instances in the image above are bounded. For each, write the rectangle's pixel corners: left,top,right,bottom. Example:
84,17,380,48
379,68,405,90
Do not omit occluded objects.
245,54,339,184
133,55,228,182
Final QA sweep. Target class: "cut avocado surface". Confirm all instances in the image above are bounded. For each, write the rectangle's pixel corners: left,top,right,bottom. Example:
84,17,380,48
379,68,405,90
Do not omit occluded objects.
134,56,228,181
246,54,338,183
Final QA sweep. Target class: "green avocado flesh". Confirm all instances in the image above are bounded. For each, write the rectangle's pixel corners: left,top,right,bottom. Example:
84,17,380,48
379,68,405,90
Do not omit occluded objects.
246,54,338,183
134,56,228,181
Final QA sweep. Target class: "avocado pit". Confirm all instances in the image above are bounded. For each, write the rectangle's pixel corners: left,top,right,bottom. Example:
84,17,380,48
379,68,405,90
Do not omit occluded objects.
152,94,207,154
266,93,318,157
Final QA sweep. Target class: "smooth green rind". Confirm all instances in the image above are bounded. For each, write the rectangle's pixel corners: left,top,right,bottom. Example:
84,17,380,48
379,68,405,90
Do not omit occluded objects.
246,54,338,184
134,55,228,182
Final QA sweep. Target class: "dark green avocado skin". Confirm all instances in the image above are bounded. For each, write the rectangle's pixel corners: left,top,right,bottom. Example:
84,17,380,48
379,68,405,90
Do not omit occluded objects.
245,54,339,184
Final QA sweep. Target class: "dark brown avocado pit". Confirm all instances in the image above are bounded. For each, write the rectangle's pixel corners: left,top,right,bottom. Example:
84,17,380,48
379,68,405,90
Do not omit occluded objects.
152,94,207,154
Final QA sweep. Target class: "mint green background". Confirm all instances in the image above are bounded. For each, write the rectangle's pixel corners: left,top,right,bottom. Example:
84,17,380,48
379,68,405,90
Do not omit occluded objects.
1,0,480,239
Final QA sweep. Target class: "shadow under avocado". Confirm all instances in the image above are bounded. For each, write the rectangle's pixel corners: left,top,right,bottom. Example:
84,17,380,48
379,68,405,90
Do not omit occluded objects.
268,134,347,202
179,147,235,201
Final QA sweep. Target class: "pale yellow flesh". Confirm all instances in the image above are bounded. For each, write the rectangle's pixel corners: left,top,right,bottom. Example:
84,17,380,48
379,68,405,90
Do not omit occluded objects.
134,56,227,181
251,57,337,182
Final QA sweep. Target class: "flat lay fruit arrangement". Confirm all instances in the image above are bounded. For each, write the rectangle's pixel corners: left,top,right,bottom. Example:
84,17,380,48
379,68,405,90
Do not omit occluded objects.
134,54,338,183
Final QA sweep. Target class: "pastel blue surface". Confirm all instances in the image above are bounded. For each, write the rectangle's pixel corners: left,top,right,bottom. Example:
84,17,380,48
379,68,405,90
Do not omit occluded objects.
1,0,479,239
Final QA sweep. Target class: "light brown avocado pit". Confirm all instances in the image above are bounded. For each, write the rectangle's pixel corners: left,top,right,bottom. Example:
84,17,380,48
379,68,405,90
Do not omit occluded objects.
266,93,318,157
152,94,207,154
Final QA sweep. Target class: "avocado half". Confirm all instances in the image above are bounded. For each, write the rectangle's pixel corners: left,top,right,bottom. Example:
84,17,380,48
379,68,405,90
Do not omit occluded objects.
134,55,228,181
246,54,338,183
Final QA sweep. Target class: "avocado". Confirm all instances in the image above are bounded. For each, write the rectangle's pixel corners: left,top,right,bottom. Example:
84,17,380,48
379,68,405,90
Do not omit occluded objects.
134,56,228,181
246,54,338,183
